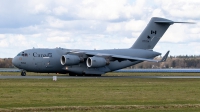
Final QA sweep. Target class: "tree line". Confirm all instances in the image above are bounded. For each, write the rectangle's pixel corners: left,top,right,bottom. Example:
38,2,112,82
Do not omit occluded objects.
1,55,200,68
0,58,13,68
131,55,200,69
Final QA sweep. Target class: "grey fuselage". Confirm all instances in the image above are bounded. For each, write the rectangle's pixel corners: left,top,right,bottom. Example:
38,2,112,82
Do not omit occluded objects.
12,48,160,75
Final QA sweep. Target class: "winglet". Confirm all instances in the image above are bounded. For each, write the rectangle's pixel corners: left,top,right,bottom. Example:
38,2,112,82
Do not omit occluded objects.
160,51,170,62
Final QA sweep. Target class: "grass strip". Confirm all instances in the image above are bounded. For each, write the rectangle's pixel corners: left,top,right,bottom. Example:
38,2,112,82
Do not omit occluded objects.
1,78,200,111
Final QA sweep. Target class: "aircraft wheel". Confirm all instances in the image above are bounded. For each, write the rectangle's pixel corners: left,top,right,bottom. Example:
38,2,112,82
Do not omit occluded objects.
85,74,91,76
69,73,76,76
77,74,83,76
21,71,26,76
96,74,102,77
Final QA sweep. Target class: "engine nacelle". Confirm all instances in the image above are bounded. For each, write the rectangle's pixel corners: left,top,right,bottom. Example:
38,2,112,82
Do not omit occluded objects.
61,55,80,65
86,57,107,68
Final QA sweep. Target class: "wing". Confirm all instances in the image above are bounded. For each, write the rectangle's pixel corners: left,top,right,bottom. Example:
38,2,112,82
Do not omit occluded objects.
86,51,169,62
69,50,170,63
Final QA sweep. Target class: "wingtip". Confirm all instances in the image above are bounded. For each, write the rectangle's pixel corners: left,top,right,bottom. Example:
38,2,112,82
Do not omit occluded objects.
160,50,170,62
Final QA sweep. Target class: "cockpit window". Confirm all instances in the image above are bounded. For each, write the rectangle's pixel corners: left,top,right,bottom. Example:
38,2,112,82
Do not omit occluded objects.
17,52,28,57
17,53,22,56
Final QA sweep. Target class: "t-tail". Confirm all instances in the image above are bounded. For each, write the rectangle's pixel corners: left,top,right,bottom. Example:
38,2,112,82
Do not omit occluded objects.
131,17,194,50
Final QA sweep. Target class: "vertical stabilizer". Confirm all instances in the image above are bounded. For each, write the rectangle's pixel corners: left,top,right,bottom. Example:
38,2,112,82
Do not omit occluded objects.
131,17,174,49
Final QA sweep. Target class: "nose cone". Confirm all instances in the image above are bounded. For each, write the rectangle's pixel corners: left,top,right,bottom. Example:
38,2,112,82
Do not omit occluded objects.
12,57,18,67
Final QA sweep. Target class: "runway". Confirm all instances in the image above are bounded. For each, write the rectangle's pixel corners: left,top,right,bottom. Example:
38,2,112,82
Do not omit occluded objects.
1,76,200,79
1,68,200,73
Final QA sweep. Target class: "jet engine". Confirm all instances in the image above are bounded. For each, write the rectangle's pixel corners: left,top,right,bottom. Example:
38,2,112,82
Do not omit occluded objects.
86,57,107,68
61,55,80,65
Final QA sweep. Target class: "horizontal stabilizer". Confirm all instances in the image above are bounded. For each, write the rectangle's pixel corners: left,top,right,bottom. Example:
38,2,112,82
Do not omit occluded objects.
155,21,195,24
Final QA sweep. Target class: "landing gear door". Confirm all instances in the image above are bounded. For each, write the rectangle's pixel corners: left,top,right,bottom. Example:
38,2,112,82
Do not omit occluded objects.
33,58,43,71
43,57,53,68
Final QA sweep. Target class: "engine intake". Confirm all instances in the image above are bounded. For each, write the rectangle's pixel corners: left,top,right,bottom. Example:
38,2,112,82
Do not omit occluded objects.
61,55,80,65
86,57,107,68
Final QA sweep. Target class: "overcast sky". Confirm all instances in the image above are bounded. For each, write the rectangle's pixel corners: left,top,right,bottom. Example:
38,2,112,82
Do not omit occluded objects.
0,0,200,58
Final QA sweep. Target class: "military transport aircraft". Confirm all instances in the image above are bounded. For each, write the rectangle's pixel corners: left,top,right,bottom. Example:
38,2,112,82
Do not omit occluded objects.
12,17,192,76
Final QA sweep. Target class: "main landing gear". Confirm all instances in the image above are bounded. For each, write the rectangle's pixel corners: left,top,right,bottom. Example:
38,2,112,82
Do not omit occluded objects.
21,70,26,76
68,72,101,77
69,72,76,76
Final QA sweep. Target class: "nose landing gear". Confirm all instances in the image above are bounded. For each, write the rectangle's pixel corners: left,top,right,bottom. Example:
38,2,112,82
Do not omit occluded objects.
21,70,26,76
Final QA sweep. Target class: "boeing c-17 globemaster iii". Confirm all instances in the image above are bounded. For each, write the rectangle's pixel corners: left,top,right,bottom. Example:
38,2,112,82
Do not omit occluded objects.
12,17,193,76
